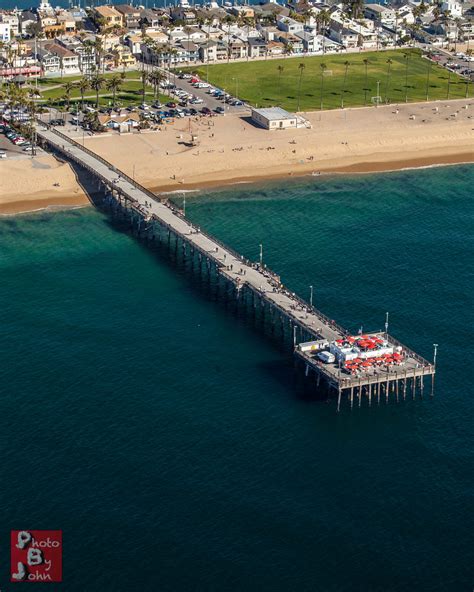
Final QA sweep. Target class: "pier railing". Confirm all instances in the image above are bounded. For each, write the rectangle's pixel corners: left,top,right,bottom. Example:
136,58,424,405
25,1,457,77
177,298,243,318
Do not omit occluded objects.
39,123,256,266
386,333,433,367
37,123,349,341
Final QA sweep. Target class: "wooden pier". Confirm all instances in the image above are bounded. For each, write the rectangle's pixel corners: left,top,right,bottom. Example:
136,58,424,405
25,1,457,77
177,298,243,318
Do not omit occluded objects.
36,123,436,409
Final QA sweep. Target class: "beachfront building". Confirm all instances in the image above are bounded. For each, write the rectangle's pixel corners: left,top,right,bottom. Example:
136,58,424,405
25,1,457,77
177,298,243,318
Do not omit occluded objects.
98,112,140,132
364,4,397,28
251,107,297,130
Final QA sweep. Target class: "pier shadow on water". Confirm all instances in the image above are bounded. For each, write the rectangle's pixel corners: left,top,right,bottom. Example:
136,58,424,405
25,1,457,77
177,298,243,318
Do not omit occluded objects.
68,161,335,405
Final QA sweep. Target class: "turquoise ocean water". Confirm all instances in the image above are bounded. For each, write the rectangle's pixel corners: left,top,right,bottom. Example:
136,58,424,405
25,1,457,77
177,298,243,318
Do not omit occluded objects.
0,165,473,591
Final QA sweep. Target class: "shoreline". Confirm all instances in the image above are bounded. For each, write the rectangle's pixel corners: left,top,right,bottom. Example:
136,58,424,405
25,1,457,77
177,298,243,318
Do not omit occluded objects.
0,194,90,216
152,151,474,195
2,153,473,216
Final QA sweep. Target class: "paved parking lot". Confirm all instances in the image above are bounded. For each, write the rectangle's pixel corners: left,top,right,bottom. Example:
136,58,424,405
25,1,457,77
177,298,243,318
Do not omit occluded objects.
429,49,474,80
0,133,35,159
167,74,249,116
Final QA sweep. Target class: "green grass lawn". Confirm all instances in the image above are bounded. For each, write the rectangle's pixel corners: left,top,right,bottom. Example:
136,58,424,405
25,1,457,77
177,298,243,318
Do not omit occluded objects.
184,49,469,111
35,78,168,108
37,70,143,85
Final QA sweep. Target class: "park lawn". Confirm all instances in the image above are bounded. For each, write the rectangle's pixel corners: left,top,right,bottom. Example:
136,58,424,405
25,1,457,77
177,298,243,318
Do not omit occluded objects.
41,91,168,108
184,49,468,111
39,78,146,100
37,70,143,85
37,78,168,107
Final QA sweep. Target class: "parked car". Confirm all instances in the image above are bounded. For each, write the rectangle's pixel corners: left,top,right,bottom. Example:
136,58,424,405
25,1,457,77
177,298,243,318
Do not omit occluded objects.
166,102,177,108
215,106,225,114
201,107,212,115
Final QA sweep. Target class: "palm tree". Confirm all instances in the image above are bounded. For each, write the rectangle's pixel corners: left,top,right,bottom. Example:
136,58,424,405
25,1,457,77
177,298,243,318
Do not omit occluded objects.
183,25,193,64
77,77,89,109
90,74,105,108
425,55,433,101
204,17,213,83
384,58,393,103
296,63,305,112
319,62,327,111
363,58,370,106
140,70,148,104
394,10,400,45
224,15,235,64
148,70,163,100
63,81,75,110
403,53,410,102
446,58,453,99
277,65,284,101
93,37,104,74
243,16,255,62
340,60,350,109
106,75,122,108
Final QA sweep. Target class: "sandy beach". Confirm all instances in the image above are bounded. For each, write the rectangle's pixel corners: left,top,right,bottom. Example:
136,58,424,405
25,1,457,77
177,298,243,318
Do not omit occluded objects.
2,98,473,214
83,98,474,193
0,153,88,215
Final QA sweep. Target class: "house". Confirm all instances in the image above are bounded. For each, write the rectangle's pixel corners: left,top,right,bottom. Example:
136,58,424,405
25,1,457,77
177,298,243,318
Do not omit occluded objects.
228,37,248,60
198,40,218,62
115,5,141,30
19,11,38,36
328,21,359,48
460,20,474,42
44,42,80,73
248,37,268,58
56,12,77,35
441,0,463,18
231,6,255,19
170,7,196,23
266,40,285,56
139,9,161,29
169,27,206,43
58,37,95,74
0,22,10,43
144,30,168,45
251,107,297,130
125,34,143,55
198,39,227,62
295,31,323,53
37,48,61,73
364,4,396,28
39,13,57,29
277,15,304,34
278,31,304,53
98,111,140,131
93,6,123,30
178,40,199,62
397,5,415,26
0,11,19,38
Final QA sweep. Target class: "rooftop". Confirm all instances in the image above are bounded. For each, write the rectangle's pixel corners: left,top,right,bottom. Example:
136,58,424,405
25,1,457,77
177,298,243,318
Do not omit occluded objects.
252,107,296,121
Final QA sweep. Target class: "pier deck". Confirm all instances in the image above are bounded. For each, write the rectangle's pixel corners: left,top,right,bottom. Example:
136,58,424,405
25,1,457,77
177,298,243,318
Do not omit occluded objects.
37,124,343,343
36,123,436,405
